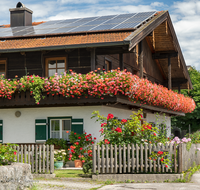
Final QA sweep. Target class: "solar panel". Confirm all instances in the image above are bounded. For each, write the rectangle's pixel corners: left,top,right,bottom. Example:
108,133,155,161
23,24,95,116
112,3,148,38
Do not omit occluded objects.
0,11,156,38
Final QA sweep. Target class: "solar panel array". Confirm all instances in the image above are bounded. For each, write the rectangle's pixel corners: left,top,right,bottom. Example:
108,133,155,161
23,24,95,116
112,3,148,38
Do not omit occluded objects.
0,11,156,38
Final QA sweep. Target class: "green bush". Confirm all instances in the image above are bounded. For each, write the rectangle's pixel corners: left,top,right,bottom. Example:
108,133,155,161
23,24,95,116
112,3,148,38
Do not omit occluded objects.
185,131,200,144
0,143,18,165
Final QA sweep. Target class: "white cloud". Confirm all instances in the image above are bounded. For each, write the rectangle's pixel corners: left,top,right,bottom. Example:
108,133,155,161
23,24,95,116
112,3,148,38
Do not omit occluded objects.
171,0,200,70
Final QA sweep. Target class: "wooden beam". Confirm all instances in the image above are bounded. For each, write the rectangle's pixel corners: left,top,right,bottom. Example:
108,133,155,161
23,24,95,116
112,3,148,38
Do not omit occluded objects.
153,51,178,59
91,48,96,71
153,30,156,49
139,41,143,78
145,36,166,80
164,78,188,87
119,53,124,70
168,55,171,90
178,85,181,94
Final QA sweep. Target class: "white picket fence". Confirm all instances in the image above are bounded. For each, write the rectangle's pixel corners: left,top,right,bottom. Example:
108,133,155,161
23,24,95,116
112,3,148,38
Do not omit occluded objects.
92,143,178,174
14,144,54,174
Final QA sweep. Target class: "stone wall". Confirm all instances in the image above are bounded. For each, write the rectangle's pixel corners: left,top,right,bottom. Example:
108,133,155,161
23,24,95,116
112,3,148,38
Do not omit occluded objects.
0,163,33,190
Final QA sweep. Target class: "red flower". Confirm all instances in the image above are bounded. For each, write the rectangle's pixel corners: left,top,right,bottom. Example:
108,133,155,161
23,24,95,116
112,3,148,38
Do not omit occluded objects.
165,165,168,168
107,113,114,120
121,119,127,123
78,137,81,139
14,151,17,155
31,80,34,83
153,133,156,136
157,151,163,155
80,147,83,150
161,157,164,162
69,158,71,160
104,139,110,144
74,133,76,135
94,137,96,140
86,138,89,141
101,123,107,127
82,160,85,163
75,142,79,145
115,127,122,133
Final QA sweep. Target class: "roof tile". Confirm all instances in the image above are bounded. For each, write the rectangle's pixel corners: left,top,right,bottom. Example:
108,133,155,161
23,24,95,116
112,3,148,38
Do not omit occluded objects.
0,32,131,50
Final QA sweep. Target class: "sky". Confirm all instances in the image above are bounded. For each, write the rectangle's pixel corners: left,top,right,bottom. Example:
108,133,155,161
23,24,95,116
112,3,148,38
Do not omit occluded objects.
0,0,199,70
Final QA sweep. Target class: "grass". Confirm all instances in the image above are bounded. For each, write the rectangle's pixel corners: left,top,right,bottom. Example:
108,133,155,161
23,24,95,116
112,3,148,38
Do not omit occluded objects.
54,169,85,178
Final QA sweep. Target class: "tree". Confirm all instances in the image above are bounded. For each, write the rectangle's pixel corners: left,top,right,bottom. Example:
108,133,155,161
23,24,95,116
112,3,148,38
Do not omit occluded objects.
171,67,200,132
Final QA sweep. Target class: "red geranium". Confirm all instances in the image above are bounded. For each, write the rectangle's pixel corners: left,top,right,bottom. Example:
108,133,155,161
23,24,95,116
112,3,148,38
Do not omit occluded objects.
104,139,110,144
107,113,114,120
115,127,122,133
121,119,127,123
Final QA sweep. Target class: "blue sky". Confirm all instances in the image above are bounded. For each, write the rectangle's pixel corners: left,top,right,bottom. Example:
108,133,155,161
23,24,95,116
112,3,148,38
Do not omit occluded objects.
0,0,200,70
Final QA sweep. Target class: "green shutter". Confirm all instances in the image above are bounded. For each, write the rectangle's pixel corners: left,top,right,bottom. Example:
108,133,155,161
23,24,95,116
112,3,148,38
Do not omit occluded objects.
0,120,3,143
35,119,47,142
71,118,83,134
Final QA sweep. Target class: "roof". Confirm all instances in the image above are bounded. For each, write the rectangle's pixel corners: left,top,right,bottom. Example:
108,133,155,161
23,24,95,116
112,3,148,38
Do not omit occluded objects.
0,32,131,51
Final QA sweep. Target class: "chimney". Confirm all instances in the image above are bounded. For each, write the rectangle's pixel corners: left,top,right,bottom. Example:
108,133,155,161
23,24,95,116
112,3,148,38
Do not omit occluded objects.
9,2,33,27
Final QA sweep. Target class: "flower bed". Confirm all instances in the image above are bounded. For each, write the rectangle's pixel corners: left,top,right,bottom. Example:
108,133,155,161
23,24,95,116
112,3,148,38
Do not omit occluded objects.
0,70,195,113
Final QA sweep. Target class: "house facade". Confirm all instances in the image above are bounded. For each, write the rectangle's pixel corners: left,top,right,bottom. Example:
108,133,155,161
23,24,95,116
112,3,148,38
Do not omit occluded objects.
0,2,194,143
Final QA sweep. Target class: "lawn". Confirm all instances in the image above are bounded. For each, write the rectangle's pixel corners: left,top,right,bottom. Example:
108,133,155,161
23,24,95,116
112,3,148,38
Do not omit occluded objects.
54,169,85,178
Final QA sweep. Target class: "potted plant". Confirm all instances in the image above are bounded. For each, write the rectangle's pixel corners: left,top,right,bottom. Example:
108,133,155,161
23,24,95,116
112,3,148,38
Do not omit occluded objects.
68,132,96,168
54,149,66,169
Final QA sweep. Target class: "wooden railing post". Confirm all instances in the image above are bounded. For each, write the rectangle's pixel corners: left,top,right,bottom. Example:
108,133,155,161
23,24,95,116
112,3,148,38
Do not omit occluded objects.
178,143,183,173
92,144,96,174
50,145,54,174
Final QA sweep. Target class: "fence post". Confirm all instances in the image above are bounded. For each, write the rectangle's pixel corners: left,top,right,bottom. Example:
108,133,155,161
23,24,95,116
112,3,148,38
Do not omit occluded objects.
178,143,183,173
92,144,96,174
50,145,54,174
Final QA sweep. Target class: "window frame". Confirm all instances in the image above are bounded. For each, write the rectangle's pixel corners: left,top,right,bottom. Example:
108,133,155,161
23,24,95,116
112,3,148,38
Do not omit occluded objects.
48,116,72,140
0,59,7,78
45,57,67,77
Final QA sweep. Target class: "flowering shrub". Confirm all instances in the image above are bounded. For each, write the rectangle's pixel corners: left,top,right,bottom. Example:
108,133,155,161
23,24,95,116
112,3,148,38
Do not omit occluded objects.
185,131,200,144
68,131,96,163
0,70,195,113
54,149,66,161
0,143,18,165
92,110,170,146
92,110,172,167
171,137,191,144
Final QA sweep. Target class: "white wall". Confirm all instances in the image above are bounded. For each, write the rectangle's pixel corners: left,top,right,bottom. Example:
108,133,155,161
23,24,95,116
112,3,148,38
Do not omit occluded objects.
1,106,133,143
146,113,171,137
0,106,171,143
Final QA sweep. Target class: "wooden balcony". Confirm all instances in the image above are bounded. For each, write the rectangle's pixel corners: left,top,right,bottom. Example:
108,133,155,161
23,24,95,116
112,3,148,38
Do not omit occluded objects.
0,90,184,116
0,90,117,108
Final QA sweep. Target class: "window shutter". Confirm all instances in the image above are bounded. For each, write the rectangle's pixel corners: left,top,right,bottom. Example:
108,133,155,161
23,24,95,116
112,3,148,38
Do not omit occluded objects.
35,119,47,142
0,120,3,143
71,118,83,134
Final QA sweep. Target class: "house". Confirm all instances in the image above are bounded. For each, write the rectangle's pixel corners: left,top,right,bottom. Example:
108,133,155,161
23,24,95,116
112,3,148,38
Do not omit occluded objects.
0,2,195,144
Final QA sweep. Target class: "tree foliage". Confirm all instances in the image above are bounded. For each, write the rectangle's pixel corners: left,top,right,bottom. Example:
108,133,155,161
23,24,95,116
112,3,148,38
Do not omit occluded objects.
171,67,200,132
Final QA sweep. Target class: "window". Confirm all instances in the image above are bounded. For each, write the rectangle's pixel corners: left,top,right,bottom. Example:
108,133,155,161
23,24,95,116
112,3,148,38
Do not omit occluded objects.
50,119,71,140
0,60,6,78
45,57,67,77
